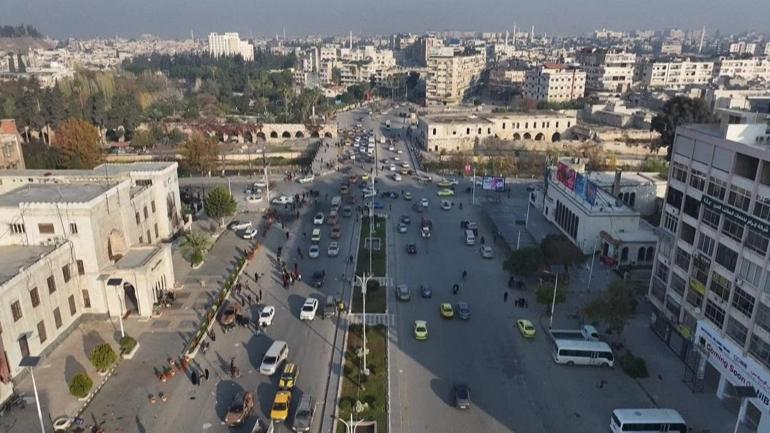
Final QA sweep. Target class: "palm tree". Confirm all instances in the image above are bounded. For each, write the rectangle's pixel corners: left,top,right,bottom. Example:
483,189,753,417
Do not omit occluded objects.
181,231,211,267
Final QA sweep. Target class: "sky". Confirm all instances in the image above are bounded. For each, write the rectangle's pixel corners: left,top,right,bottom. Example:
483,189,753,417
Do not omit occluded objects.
1,0,769,40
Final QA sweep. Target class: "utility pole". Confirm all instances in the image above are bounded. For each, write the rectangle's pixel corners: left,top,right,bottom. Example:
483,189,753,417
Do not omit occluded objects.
549,273,559,328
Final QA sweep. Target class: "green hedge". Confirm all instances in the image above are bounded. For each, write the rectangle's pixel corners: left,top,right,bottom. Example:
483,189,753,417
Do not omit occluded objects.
90,343,117,371
68,373,93,398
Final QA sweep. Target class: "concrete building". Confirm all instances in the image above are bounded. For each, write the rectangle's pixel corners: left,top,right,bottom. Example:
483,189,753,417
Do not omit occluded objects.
417,110,576,153
207,33,254,61
537,158,658,262
716,57,770,83
425,51,486,106
641,59,715,90
583,170,667,217
0,119,25,169
659,40,684,56
0,162,182,403
648,113,770,432
576,48,636,96
522,64,586,103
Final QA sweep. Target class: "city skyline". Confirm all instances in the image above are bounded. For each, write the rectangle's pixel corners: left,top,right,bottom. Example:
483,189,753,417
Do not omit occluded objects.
2,0,770,39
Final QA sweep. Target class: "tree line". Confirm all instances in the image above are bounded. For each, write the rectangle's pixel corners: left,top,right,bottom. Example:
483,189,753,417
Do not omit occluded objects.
0,25,42,38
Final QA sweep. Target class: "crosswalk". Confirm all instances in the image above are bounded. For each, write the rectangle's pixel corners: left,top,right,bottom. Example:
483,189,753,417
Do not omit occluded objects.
347,313,395,327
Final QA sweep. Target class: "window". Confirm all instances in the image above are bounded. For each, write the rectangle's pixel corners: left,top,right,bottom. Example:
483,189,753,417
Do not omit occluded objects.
135,212,141,224
754,194,770,221
710,271,731,302
738,259,763,287
29,287,40,307
37,320,47,343
698,233,716,256
757,304,770,333
154,224,159,239
62,264,71,283
705,299,726,328
54,307,62,329
38,223,55,234
655,260,670,282
715,243,738,272
11,300,22,322
76,260,85,275
746,229,769,256
728,185,752,211
82,289,91,308
663,211,678,233
693,255,711,286
683,196,700,218
10,223,25,234
671,162,688,183
143,206,148,219
726,317,748,346
722,219,745,242
689,168,706,190
139,235,143,244
68,295,76,316
686,288,703,309
702,208,721,229
151,200,156,213
650,278,666,302
680,222,696,245
666,187,683,209
146,230,151,243
69,222,78,234
707,177,727,200
749,335,770,369
665,295,682,317
732,286,756,318
47,275,56,294
671,273,686,296
674,247,690,271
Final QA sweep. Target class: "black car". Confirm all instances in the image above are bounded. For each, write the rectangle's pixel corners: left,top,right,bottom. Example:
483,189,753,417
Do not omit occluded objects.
312,270,326,288
407,244,417,254
420,285,432,298
412,203,424,213
401,215,411,224
380,191,398,199
456,302,471,320
454,384,471,409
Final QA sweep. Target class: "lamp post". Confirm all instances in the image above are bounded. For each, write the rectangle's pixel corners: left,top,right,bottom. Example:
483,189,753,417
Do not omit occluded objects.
334,413,366,433
19,356,46,433
549,272,559,328
354,273,371,376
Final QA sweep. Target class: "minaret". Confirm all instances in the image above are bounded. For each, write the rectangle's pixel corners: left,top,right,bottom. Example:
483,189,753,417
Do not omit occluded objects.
698,26,706,54
530,25,535,42
512,22,517,47
505,30,509,46
349,31,353,49
283,27,286,41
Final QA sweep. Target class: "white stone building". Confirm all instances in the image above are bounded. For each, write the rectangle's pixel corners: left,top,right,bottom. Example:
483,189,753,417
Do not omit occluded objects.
648,113,770,432
0,162,182,403
417,110,576,153
207,32,254,61
641,59,715,90
522,64,586,103
716,57,770,83
575,48,636,96
425,51,486,105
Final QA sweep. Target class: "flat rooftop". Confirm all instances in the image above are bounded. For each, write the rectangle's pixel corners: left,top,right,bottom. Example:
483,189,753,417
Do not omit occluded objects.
0,162,176,178
422,110,573,124
114,246,162,269
0,183,116,207
587,171,666,187
0,245,56,287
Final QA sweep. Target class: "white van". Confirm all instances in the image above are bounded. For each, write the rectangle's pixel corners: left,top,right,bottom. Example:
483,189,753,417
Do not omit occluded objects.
464,230,476,245
610,409,686,433
552,339,614,367
260,340,289,375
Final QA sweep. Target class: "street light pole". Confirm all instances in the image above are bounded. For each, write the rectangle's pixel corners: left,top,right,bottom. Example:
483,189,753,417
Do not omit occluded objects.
525,197,531,227
549,272,559,328
336,413,366,433
19,357,45,433
354,273,371,376
586,238,598,291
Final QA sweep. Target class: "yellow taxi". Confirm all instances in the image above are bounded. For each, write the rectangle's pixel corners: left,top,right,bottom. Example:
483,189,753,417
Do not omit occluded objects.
278,362,298,389
517,319,536,338
440,303,454,319
270,390,292,422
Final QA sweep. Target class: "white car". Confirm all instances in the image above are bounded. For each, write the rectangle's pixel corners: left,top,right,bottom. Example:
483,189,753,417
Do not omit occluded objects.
229,220,252,231
313,212,325,225
254,180,268,188
389,165,397,172
401,162,410,168
397,149,404,154
300,298,319,320
420,198,429,207
309,245,320,258
298,174,315,184
327,241,340,257
246,194,263,203
258,305,276,327
272,195,294,205
480,246,494,259
363,189,377,198
394,156,401,162
440,200,452,210
240,228,259,239
388,145,395,152
393,173,402,182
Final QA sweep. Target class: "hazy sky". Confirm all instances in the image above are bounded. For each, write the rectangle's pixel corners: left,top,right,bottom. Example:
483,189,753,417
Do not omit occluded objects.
2,0,769,39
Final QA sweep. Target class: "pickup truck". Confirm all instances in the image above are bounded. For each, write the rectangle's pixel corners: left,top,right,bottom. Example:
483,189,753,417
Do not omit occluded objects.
549,325,600,341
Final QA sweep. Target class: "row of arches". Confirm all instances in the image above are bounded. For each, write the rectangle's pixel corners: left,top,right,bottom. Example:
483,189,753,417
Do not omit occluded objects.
214,130,334,143
510,132,561,142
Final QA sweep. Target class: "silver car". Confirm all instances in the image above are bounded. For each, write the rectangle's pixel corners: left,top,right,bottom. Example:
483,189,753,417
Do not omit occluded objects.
396,285,411,301
292,394,314,432
480,246,493,259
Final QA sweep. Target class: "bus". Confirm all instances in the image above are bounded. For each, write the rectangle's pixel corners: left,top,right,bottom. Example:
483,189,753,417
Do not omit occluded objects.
552,339,614,367
610,409,686,433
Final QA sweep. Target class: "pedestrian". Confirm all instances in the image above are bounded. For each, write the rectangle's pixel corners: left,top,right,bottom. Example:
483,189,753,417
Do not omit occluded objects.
481,236,485,245
209,329,216,342
294,262,298,273
204,368,210,381
303,231,307,238
246,293,252,305
523,299,528,309
503,292,509,302
349,255,354,264
285,231,290,240
259,289,263,302
254,272,259,283
191,370,199,386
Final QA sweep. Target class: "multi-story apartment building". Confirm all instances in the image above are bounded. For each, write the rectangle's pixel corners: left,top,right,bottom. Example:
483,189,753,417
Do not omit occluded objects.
0,119,25,169
417,110,576,152
0,162,182,404
648,113,770,431
207,32,254,61
716,57,770,83
576,48,636,96
522,64,586,103
425,51,486,105
640,59,715,90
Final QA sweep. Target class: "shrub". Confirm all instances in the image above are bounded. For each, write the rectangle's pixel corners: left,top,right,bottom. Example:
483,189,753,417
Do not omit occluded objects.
191,250,204,266
363,395,377,410
68,373,93,398
90,343,117,371
119,336,137,353
338,396,353,412
620,353,649,378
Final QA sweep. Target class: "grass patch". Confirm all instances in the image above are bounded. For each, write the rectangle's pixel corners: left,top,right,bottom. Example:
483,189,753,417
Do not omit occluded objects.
352,279,386,314
356,215,387,277
338,324,388,433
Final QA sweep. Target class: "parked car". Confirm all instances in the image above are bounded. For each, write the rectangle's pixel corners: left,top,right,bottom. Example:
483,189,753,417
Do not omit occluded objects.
300,298,319,320
454,384,471,409
229,220,252,231
271,390,292,422
225,390,255,426
240,228,259,239
292,394,315,432
279,363,299,389
258,305,276,327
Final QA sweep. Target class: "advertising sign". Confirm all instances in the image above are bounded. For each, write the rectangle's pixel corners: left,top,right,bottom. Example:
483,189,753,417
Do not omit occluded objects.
585,181,598,206
695,321,770,410
702,195,770,237
482,176,506,192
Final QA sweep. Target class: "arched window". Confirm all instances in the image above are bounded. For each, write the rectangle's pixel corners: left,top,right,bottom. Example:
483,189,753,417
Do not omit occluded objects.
432,128,437,135
466,128,470,135
637,248,645,262
621,247,629,262
502,122,506,129
645,246,654,261
630,192,636,207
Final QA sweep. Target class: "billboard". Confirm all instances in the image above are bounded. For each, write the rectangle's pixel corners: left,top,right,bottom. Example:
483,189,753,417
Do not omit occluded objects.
482,176,506,192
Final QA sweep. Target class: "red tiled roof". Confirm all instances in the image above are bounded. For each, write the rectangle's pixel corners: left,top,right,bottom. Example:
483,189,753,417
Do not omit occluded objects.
0,119,19,135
